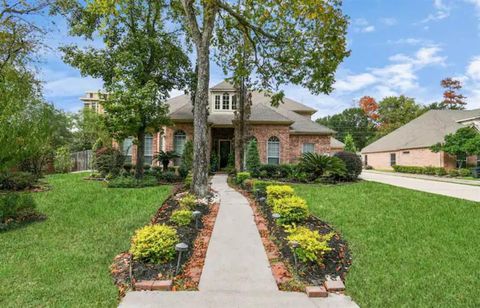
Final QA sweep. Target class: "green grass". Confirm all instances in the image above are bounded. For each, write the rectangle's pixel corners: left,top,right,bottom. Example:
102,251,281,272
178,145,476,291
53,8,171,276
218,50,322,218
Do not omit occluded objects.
0,173,171,307
293,181,480,307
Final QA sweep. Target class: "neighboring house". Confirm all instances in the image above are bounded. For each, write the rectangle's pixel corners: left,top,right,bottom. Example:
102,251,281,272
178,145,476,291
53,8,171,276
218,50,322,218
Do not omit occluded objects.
361,109,480,170
81,80,341,168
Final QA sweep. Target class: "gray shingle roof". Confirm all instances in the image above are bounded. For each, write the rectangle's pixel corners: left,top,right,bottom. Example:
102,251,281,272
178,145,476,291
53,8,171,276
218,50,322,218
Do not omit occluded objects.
166,81,332,135
361,109,480,153
331,137,345,148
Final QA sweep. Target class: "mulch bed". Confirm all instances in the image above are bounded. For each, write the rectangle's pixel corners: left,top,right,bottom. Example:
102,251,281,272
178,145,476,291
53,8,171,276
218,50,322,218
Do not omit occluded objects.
0,211,47,232
110,187,220,296
233,181,352,291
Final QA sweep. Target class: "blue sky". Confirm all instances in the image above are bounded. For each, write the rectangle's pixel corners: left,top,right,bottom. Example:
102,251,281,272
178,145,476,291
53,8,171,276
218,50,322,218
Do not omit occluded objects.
39,0,480,118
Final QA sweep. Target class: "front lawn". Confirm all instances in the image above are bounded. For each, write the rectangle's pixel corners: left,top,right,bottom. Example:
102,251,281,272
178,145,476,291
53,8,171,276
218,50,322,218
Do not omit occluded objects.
0,173,171,307
294,181,480,307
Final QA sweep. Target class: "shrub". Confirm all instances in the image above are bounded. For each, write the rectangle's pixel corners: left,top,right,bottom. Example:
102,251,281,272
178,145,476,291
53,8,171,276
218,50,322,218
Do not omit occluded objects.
257,164,291,179
0,172,37,191
54,146,73,173
448,169,459,177
266,185,294,206
245,139,261,176
333,151,362,180
158,171,181,183
210,151,219,173
144,164,151,171
179,193,197,210
243,179,255,191
130,224,179,263
458,168,472,177
123,163,133,172
252,180,277,195
184,172,193,189
423,166,436,176
299,153,347,181
435,167,447,176
171,209,193,226
94,147,125,177
236,172,251,184
107,175,158,188
285,226,333,263
180,140,194,178
0,193,37,223
272,196,309,225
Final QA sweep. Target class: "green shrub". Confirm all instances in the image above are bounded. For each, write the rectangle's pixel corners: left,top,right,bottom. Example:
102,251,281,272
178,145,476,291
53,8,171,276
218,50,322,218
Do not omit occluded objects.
0,193,37,223
257,164,292,179
236,172,251,184
458,168,472,177
448,169,459,177
94,147,125,177
285,226,333,263
423,166,436,175
107,176,158,188
144,164,151,171
272,196,309,225
54,146,73,173
179,193,197,210
123,163,133,172
252,180,277,195
130,224,179,263
0,172,37,191
243,179,255,191
245,139,261,176
333,151,362,180
266,185,294,206
180,140,194,178
210,151,219,172
435,167,447,176
171,209,193,226
299,153,347,181
158,171,181,183
184,172,193,189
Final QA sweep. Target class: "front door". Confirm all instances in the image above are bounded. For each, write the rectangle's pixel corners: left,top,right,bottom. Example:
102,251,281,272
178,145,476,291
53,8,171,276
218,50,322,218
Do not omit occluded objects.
218,140,231,169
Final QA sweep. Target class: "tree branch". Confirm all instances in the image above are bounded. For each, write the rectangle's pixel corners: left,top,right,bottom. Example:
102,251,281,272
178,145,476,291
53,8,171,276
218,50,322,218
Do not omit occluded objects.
180,0,202,45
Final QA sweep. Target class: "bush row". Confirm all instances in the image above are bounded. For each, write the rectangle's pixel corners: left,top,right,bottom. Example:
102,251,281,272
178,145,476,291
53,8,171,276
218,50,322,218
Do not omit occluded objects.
392,165,472,177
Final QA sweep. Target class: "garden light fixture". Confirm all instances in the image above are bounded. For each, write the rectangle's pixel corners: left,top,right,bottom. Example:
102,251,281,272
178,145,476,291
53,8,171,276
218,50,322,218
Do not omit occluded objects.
175,242,188,275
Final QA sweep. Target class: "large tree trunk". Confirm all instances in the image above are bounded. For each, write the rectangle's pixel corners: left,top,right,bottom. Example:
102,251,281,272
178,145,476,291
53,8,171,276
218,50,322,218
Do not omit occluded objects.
135,129,145,179
192,44,210,197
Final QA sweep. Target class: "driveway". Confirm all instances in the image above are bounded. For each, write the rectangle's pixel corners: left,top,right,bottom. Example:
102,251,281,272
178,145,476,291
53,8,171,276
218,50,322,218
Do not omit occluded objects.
361,171,480,202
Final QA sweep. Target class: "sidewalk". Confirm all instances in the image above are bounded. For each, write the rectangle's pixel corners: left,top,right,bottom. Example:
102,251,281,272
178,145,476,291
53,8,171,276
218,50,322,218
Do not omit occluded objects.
120,174,358,307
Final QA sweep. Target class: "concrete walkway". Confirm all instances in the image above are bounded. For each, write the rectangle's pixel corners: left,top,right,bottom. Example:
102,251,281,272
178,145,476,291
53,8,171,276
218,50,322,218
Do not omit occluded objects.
361,171,480,202
120,174,358,308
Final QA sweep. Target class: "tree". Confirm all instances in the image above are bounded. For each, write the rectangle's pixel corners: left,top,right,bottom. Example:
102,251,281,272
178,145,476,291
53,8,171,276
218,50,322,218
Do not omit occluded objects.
316,107,375,150
71,108,110,152
359,96,379,122
431,127,480,168
245,139,260,175
176,0,349,196
440,78,467,110
57,0,191,178
375,95,424,138
343,133,357,153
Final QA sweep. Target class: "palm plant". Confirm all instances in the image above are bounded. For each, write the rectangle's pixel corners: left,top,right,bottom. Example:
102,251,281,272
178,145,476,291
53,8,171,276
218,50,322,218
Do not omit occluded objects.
299,152,347,181
154,151,179,171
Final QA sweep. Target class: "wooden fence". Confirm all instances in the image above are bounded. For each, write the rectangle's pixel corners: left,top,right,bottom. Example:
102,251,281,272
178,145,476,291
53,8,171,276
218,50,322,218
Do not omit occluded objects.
71,150,93,171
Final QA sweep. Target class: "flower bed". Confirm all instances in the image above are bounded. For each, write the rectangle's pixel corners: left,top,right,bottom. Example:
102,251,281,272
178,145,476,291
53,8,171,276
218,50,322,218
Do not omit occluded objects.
230,176,351,292
110,186,219,296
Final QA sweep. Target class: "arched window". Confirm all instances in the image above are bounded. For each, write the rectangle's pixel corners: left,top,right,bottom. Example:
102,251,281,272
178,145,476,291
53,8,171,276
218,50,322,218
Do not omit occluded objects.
122,137,133,163
173,130,187,155
222,92,230,110
267,136,280,165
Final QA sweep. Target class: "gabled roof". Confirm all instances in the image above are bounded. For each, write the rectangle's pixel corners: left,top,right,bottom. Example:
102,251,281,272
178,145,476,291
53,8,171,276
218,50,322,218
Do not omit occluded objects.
166,80,333,135
331,137,345,149
361,108,480,153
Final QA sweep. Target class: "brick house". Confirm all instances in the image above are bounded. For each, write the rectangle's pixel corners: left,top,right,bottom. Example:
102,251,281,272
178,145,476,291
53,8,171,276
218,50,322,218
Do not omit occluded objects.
361,109,480,170
82,80,344,169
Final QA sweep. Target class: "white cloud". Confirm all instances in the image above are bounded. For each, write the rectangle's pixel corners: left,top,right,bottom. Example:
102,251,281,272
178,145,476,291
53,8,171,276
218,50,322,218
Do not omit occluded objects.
353,18,376,33
387,38,430,46
421,0,451,23
380,17,397,26
466,56,480,80
361,25,375,33
334,73,377,92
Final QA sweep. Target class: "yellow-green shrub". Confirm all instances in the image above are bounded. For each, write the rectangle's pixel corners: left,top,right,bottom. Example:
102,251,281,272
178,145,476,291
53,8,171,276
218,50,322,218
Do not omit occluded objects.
236,172,251,184
179,193,197,209
266,185,294,206
171,209,193,226
272,195,309,224
130,224,178,263
286,225,333,263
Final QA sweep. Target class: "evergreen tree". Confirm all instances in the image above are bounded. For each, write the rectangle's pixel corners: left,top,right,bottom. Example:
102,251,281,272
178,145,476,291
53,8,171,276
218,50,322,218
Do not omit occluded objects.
245,139,261,175
344,133,357,153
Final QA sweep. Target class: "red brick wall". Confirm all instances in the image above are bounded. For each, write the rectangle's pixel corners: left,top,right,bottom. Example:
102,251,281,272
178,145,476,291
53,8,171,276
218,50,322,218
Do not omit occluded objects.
163,123,194,152
249,125,290,164
289,135,331,163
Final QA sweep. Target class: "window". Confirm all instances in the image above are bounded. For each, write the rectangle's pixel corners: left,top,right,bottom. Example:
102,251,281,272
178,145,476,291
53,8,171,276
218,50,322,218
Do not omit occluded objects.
144,135,153,165
267,136,280,165
231,95,237,110
173,130,187,155
222,93,229,110
123,138,133,163
456,154,467,168
89,93,93,98
364,155,368,166
302,143,315,154
390,153,396,166
403,151,410,154
214,95,221,110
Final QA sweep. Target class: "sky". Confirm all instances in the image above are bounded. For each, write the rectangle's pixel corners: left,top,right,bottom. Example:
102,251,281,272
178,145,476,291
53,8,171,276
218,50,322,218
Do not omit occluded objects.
38,0,480,119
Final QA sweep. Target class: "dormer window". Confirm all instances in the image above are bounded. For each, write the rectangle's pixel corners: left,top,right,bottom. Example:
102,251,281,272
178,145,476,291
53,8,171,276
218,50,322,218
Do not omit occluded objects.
232,95,237,110
215,95,221,110
222,93,230,110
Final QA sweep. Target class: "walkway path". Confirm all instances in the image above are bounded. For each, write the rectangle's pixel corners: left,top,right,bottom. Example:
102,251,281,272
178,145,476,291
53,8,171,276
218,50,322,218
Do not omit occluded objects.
120,174,358,307
361,171,480,202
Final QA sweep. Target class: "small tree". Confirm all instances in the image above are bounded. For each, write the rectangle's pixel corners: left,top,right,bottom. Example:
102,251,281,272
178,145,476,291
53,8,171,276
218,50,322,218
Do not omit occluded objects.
343,133,357,153
180,140,194,177
245,139,261,175
431,127,480,168
54,146,73,173
440,78,467,110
